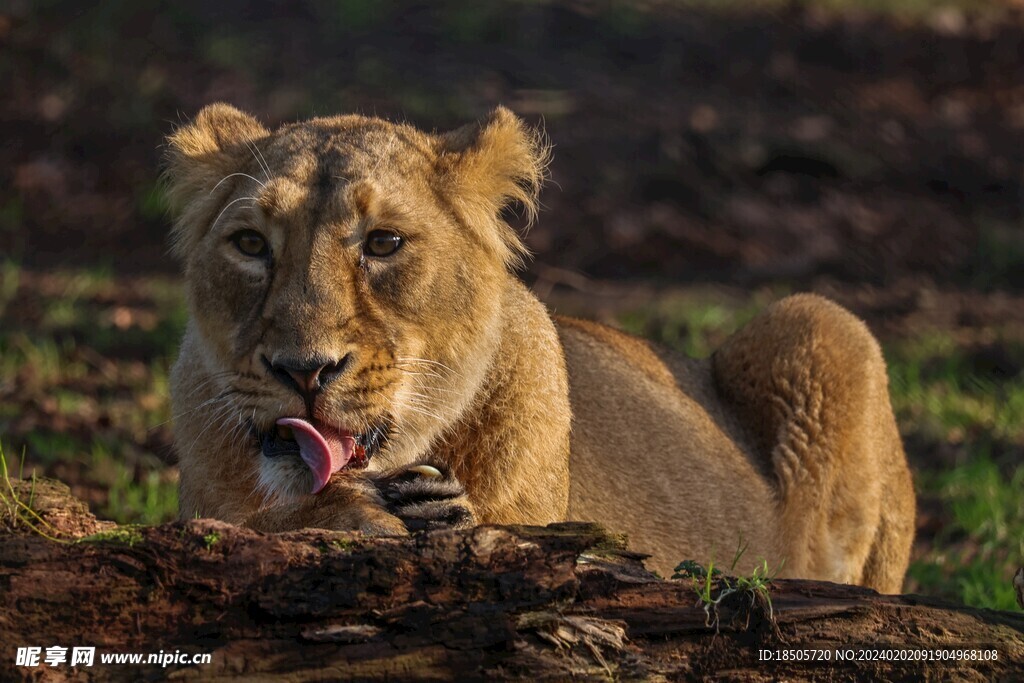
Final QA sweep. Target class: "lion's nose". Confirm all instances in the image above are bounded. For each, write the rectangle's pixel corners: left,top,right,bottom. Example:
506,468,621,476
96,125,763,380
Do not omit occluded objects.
264,354,350,400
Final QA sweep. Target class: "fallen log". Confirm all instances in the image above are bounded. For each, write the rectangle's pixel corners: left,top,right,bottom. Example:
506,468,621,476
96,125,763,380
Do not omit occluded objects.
2,479,1022,681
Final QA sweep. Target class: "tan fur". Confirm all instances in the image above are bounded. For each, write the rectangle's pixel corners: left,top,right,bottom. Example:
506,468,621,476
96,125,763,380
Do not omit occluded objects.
166,104,915,592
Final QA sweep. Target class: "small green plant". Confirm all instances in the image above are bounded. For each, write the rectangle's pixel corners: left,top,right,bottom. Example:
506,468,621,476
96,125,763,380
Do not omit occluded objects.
0,442,68,544
330,538,354,552
673,538,781,632
203,531,221,550
315,536,355,554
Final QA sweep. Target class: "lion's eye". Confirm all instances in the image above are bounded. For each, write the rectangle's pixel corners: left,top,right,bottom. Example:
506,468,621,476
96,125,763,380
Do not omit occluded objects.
364,230,403,258
230,230,269,258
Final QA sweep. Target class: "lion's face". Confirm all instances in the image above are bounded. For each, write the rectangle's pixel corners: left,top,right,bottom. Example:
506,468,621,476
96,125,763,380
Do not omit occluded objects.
166,104,545,501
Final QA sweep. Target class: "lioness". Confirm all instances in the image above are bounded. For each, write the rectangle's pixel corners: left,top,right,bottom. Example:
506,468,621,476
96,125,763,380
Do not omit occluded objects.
166,104,915,591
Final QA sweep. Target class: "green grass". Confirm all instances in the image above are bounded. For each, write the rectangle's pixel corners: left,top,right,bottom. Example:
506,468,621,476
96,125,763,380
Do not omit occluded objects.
618,288,783,358
101,451,178,526
0,335,86,387
884,332,1024,608
887,334,1024,445
0,267,184,527
908,453,1024,611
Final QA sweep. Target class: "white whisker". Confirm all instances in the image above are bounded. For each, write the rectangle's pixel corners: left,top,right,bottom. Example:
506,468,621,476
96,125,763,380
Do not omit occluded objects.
397,367,446,382
403,377,463,396
402,392,455,414
183,396,234,457
245,139,273,182
395,357,461,378
392,400,446,424
209,196,259,235
210,172,267,194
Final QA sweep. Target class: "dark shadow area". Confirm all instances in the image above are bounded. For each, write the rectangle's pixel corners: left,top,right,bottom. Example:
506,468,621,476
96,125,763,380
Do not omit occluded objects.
4,1,1024,290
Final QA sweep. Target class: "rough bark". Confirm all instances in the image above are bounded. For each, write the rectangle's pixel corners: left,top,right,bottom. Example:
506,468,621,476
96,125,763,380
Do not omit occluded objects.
2,479,1022,682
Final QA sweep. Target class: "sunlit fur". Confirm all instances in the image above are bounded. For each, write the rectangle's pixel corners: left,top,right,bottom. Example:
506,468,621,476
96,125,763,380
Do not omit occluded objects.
166,104,914,592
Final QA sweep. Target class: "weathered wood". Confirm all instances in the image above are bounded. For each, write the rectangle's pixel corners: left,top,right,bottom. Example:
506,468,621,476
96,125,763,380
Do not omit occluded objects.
2,479,1022,681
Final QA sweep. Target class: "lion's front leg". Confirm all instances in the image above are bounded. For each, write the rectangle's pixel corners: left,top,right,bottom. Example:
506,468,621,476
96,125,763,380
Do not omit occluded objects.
243,479,407,535
242,463,476,535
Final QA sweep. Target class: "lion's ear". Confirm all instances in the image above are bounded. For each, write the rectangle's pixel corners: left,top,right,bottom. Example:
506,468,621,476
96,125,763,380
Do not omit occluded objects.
438,106,550,268
164,103,269,211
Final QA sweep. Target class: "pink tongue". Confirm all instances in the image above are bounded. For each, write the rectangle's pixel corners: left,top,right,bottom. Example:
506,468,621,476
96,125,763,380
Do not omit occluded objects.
275,418,355,494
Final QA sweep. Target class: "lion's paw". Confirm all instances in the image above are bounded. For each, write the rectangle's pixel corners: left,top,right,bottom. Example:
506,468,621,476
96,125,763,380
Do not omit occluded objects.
374,464,476,532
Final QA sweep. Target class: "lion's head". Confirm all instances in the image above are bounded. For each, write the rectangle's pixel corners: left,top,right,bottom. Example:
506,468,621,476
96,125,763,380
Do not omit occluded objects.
165,104,547,502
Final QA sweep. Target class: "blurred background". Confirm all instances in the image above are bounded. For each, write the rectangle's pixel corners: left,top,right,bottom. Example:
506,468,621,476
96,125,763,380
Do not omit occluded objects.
2,0,1023,608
